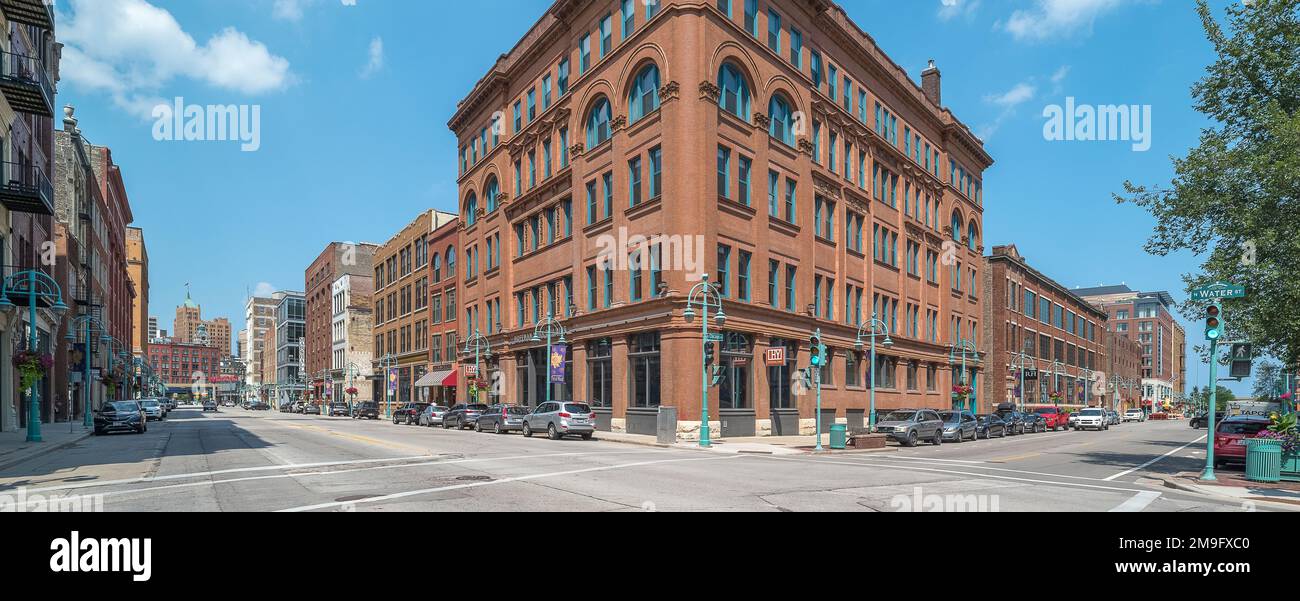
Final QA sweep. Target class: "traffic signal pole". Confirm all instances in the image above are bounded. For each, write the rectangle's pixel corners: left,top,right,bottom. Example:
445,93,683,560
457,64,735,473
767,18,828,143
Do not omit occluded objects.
1201,302,1223,482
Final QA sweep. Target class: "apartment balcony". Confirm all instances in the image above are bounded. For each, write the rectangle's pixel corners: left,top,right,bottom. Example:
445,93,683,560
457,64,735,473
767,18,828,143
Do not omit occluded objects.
0,0,54,29
0,50,53,117
0,161,53,215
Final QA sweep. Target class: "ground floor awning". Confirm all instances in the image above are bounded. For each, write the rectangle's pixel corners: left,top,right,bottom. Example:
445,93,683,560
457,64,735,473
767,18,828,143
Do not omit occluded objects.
415,369,456,388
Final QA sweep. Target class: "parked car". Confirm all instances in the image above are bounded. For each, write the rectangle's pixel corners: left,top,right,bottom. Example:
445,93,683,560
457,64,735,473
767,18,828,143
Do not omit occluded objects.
938,410,978,442
522,402,596,440
352,402,380,420
442,404,489,430
139,399,166,422
279,401,297,413
476,405,530,434
1033,407,1070,431
1190,412,1225,429
998,411,1027,435
302,403,322,415
1122,409,1146,423
1106,410,1121,426
329,402,350,417
392,402,430,425
1075,408,1110,431
417,405,449,427
1212,416,1274,469
202,400,218,412
875,409,944,447
94,401,147,435
975,414,1007,439
1068,411,1081,429
1021,412,1047,433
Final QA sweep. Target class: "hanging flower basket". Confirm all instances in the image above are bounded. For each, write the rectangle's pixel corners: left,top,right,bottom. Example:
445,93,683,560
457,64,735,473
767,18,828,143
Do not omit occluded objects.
950,384,973,401
345,387,359,397
1049,392,1064,403
12,350,54,391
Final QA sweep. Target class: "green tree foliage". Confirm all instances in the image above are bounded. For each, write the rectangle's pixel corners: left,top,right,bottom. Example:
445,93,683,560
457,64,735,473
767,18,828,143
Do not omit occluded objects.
1252,360,1283,399
1117,0,1300,364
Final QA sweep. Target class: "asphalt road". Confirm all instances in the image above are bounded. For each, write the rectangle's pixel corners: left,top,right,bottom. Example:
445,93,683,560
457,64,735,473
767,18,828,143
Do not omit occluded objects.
0,406,1273,512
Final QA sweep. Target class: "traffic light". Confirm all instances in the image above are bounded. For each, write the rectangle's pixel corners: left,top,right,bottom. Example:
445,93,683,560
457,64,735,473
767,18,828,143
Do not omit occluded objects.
704,341,716,366
809,336,823,367
1204,302,1223,342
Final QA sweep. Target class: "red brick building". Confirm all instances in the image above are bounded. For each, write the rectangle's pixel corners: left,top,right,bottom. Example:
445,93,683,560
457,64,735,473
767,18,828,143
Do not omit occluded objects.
147,339,222,398
981,245,1108,412
417,217,460,405
304,241,377,399
449,0,991,438
1076,284,1186,409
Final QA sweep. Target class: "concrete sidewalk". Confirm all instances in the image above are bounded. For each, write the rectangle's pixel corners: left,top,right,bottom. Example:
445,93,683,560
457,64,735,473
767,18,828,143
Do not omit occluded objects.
0,424,94,472
1151,472,1300,510
593,431,898,456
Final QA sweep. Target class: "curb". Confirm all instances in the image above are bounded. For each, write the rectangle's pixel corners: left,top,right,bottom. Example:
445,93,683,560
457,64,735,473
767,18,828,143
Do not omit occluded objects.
0,430,94,473
1150,474,1300,512
592,435,902,456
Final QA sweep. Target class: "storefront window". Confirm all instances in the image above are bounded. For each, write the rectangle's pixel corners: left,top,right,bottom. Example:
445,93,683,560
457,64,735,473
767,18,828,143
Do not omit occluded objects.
767,338,798,409
629,333,661,407
587,339,613,408
718,332,751,409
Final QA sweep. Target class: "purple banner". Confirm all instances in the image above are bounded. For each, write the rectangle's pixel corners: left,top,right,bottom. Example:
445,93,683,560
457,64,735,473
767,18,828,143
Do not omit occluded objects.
549,344,568,384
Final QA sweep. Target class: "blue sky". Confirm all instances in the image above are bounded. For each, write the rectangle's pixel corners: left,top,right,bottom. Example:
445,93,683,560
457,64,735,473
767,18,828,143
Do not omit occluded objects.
53,0,1249,395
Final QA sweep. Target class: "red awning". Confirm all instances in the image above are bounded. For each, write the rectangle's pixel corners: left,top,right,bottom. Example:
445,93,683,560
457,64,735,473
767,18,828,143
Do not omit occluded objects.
442,370,458,387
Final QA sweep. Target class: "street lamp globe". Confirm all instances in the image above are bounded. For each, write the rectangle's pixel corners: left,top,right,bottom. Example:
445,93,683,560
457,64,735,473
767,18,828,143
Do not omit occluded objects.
883,336,894,348
682,306,696,322
714,310,727,327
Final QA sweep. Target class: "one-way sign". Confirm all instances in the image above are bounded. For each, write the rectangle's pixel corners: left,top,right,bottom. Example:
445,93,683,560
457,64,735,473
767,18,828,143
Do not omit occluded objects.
1191,282,1246,301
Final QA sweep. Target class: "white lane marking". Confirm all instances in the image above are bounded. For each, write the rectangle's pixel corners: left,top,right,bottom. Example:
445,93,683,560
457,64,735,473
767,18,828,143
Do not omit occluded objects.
11,451,653,495
278,455,742,512
840,456,1115,482
1109,491,1162,512
885,455,987,465
1103,435,1207,482
749,455,1152,495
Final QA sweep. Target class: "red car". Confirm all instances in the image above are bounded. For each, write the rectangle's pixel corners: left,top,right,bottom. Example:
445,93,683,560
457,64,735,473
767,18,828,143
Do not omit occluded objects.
1212,416,1273,468
1033,407,1070,431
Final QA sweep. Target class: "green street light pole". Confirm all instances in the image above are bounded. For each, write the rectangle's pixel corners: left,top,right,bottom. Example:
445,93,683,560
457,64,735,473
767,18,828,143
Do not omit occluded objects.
1048,360,1066,406
376,354,397,418
0,270,69,443
948,338,981,413
854,313,893,431
65,314,108,430
1010,349,1037,412
1081,367,1093,407
531,311,569,407
683,273,726,448
462,330,492,405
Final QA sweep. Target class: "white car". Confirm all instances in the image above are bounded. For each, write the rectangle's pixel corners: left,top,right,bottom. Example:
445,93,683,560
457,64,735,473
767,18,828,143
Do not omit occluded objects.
138,399,166,422
1075,408,1109,431
1122,409,1145,423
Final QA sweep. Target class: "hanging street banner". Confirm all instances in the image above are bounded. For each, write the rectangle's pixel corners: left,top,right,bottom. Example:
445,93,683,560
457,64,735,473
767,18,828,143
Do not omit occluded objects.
388,368,398,393
1190,282,1246,301
549,344,569,383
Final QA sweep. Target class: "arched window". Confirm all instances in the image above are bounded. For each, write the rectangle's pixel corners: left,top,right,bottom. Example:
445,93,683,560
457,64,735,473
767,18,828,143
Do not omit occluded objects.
967,221,980,252
717,63,750,120
446,246,457,278
464,192,478,226
484,177,500,212
950,210,963,242
768,94,794,146
586,98,611,148
432,253,442,282
628,64,660,124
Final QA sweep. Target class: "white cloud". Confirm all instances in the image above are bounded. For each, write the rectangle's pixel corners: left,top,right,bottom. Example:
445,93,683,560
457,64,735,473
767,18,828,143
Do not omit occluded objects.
1001,0,1126,41
978,81,1038,140
1050,65,1071,94
274,0,357,21
253,282,278,297
938,0,981,21
360,37,384,79
58,0,292,118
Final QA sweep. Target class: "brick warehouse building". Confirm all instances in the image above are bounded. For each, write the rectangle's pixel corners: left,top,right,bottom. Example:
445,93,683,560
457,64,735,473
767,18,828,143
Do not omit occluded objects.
147,339,222,398
414,216,460,405
372,210,457,413
1076,284,1187,410
980,245,1108,413
304,241,377,400
449,0,991,438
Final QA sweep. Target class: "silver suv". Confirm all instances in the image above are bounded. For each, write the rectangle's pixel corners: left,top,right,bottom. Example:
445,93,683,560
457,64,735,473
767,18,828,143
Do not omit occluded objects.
523,402,596,440
875,409,944,447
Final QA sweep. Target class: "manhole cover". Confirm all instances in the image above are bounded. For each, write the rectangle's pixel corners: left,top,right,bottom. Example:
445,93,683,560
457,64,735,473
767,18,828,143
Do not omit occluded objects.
455,475,492,482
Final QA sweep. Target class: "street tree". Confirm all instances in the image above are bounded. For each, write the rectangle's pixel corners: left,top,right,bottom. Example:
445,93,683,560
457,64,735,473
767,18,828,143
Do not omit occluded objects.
1116,0,1300,366
1251,360,1283,399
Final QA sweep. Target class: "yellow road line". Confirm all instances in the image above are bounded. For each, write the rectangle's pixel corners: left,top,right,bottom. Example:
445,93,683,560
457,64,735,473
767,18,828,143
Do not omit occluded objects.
280,422,433,455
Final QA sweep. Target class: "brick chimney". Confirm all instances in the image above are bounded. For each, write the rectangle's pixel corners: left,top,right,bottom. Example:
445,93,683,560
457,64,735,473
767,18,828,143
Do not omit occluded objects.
921,59,941,107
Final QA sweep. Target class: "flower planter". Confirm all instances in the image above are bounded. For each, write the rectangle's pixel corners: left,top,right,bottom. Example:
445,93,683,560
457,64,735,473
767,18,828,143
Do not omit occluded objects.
1282,451,1300,483
1245,438,1283,483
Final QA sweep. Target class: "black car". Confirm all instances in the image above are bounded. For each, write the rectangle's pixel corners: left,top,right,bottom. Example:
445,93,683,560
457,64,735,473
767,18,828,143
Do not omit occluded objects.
996,411,1026,435
392,402,430,425
94,401,147,435
1021,412,1047,433
443,403,490,430
1190,412,1225,429
975,414,1007,439
475,405,530,434
352,402,380,420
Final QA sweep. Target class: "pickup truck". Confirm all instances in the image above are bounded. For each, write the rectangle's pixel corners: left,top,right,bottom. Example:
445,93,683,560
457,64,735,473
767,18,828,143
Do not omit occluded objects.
1032,407,1071,431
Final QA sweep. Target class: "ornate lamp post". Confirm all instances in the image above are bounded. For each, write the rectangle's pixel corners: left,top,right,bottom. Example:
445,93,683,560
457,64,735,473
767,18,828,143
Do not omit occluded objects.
531,311,570,407
65,314,109,429
376,353,398,418
1047,360,1067,406
1009,349,1037,411
461,330,492,405
342,361,365,411
682,273,726,448
948,338,981,413
0,269,68,442
854,313,893,431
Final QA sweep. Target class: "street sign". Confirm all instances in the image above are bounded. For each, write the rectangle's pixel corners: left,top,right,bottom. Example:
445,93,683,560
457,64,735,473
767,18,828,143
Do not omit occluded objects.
1191,282,1246,301
1023,369,1039,380
465,365,479,377
705,333,724,342
765,348,786,366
